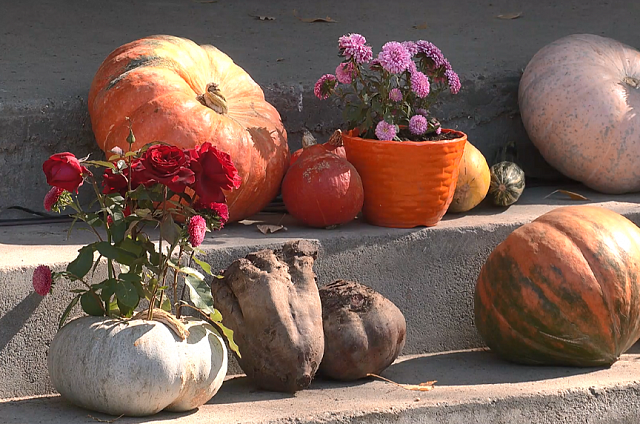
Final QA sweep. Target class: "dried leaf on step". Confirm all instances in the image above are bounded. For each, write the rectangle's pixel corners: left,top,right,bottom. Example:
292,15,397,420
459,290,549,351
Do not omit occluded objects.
367,373,437,391
413,22,428,29
276,58,285,62
293,9,338,23
497,12,522,19
544,189,590,201
249,14,276,21
257,224,287,234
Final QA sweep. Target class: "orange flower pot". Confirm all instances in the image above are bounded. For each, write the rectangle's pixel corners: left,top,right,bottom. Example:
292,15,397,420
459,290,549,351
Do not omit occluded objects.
342,129,467,228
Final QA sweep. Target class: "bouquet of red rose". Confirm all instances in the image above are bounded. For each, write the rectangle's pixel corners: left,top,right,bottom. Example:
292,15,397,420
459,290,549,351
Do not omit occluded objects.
33,130,241,354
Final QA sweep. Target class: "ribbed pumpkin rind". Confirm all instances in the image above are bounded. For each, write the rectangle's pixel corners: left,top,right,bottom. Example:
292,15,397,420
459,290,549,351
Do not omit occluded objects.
342,129,467,228
489,161,525,206
88,35,289,222
475,205,640,366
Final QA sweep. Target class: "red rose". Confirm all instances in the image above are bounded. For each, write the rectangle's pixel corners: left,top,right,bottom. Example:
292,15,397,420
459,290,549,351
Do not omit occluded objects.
102,159,151,195
194,201,229,226
188,143,241,204
43,152,90,193
139,145,195,193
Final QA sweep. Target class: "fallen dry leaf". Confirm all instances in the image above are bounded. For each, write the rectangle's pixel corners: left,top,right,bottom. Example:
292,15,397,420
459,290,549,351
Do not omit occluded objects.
276,58,285,62
293,9,338,23
249,14,276,21
257,224,287,234
497,11,522,19
367,373,437,391
412,22,428,29
544,189,590,201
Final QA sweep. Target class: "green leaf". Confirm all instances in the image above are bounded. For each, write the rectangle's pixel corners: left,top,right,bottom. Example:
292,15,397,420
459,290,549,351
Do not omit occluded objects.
184,273,215,315
95,241,137,265
83,160,116,169
192,256,213,276
98,278,117,301
115,280,140,309
118,237,145,257
212,320,241,358
59,294,81,329
66,245,95,279
81,291,104,316
110,219,127,244
209,309,223,322
160,297,172,312
160,215,181,246
117,298,135,317
85,213,104,228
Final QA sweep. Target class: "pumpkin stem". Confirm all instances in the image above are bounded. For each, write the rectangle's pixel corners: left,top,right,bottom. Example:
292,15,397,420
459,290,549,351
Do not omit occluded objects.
197,83,228,114
327,129,344,147
623,76,640,89
131,308,190,340
301,129,318,148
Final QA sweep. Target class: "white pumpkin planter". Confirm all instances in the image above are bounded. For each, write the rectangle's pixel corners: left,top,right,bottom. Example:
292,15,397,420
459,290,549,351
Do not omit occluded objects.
48,315,228,417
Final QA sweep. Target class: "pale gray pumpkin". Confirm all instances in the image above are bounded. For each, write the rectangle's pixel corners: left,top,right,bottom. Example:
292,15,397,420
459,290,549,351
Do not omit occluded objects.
47,315,227,417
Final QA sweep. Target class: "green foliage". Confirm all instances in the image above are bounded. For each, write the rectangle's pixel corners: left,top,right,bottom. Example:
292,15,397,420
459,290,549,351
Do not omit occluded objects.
43,135,238,354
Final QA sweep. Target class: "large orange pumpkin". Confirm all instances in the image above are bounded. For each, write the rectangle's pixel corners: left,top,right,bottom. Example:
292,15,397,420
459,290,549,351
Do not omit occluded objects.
475,205,640,366
519,34,640,194
88,35,290,222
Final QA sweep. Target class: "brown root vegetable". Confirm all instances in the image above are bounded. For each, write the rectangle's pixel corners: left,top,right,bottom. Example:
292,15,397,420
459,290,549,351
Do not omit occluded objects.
211,240,324,392
319,280,406,381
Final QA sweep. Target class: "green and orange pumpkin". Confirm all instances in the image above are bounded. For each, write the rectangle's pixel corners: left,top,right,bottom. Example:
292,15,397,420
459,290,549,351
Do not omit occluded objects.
475,205,640,366
88,35,290,222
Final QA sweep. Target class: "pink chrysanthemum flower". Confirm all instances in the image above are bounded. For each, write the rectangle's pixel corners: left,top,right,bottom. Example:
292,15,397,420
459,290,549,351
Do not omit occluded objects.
188,215,207,247
415,108,428,117
338,33,373,63
410,71,431,98
436,126,442,135
33,265,53,296
335,62,356,84
43,186,64,212
375,120,397,141
401,41,419,56
377,42,412,74
445,69,461,94
415,40,447,68
409,115,428,135
314,74,338,100
389,88,403,102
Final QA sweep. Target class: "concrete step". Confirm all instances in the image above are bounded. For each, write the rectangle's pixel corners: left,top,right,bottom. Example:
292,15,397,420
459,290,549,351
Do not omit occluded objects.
2,184,640,401
7,1,640,213
2,346,640,424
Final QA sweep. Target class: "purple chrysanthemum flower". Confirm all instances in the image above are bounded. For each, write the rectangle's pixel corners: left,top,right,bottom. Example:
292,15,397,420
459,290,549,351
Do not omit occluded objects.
415,40,447,68
401,41,419,56
335,62,356,84
377,42,412,74
410,71,430,98
415,108,428,117
375,120,397,141
409,115,428,135
389,88,403,102
43,186,64,212
436,126,442,135
314,74,338,100
33,265,53,296
445,69,461,94
188,215,207,247
338,33,373,63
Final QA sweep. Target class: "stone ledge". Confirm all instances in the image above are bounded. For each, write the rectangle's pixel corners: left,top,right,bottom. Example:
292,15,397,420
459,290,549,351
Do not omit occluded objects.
2,346,640,424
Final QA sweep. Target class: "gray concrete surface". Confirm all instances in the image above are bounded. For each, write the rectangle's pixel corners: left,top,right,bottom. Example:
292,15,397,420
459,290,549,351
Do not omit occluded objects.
4,0,640,212
3,345,640,424
2,184,640,400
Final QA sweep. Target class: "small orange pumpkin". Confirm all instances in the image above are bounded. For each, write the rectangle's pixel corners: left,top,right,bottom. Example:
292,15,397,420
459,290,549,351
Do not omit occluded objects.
88,35,290,222
448,141,490,213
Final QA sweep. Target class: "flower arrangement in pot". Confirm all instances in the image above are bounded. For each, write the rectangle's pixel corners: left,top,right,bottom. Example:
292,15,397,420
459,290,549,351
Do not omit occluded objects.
314,34,467,228
33,128,241,417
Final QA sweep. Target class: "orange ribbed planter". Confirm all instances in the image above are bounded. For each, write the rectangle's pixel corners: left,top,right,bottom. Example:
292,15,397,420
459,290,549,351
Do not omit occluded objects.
342,129,467,228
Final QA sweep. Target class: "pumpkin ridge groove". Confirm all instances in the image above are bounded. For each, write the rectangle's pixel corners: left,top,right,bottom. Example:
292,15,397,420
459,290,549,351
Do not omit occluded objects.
537,218,619,354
